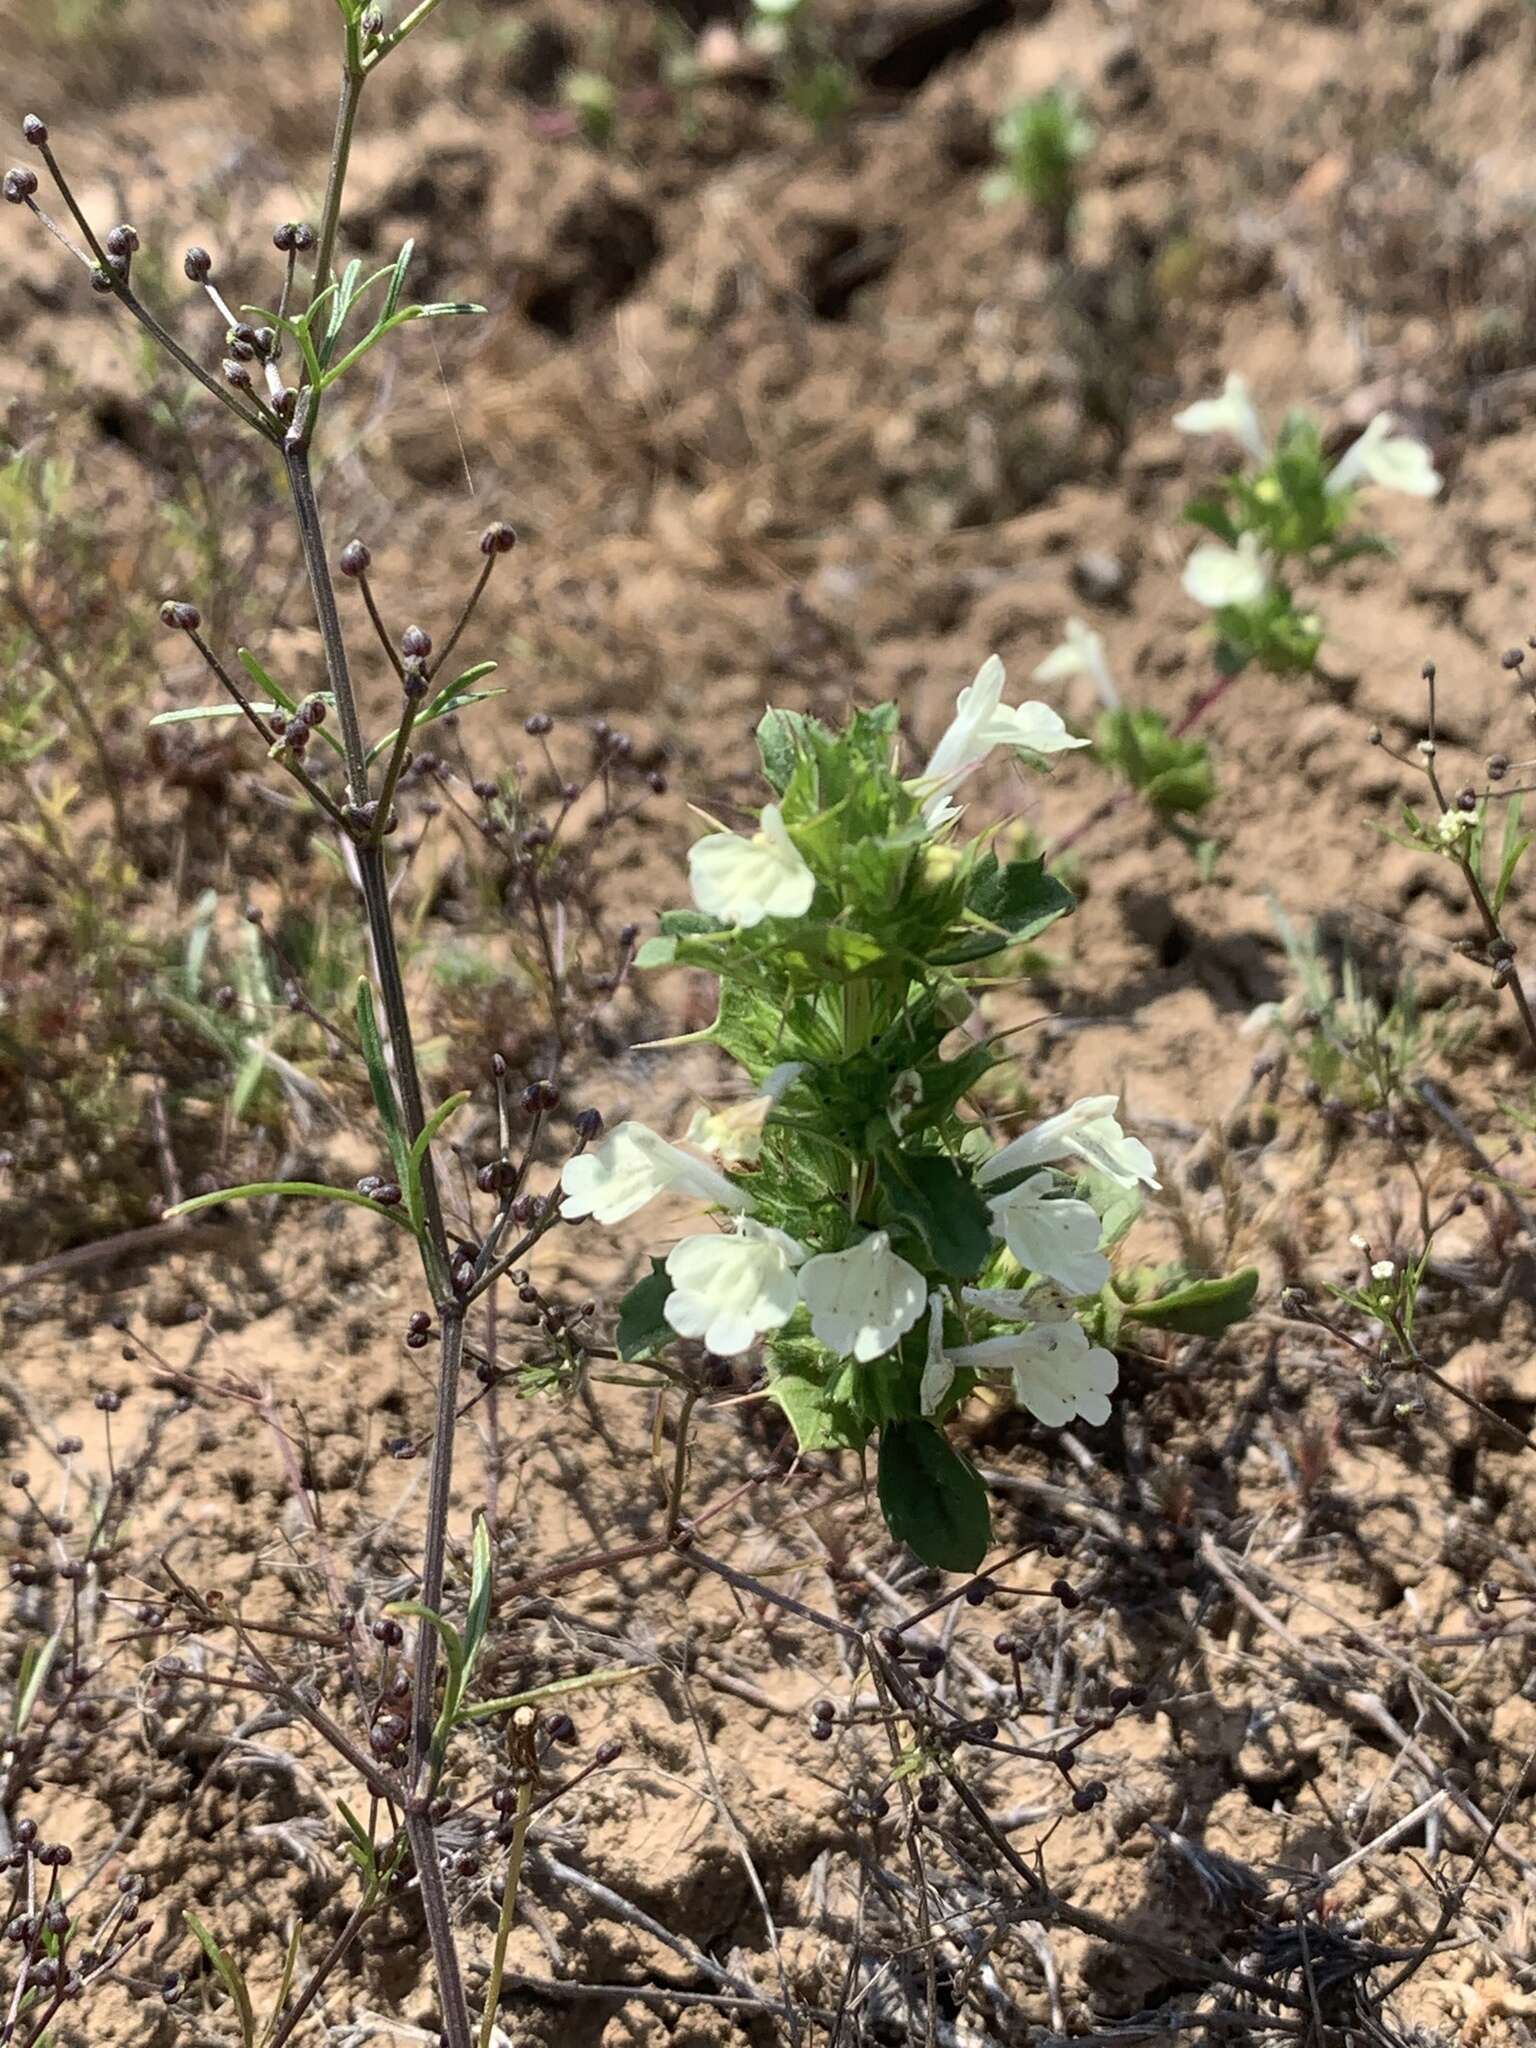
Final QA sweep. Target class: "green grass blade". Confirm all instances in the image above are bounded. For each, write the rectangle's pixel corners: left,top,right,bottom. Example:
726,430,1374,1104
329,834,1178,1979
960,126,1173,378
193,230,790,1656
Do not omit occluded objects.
356,978,412,1190
184,1913,256,2048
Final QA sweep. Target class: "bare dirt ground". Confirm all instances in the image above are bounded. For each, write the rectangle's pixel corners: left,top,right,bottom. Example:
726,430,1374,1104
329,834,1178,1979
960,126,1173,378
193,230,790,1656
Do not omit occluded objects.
6,1,1536,2043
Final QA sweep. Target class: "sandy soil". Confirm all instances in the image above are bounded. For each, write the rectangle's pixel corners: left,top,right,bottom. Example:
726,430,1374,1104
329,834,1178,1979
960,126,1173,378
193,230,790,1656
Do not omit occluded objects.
6,1,1536,2043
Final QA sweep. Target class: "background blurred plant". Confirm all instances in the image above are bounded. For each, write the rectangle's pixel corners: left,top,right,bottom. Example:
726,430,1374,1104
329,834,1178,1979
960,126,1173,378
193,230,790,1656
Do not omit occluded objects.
747,0,855,136
984,86,1095,257
1175,373,1441,680
1033,616,1220,870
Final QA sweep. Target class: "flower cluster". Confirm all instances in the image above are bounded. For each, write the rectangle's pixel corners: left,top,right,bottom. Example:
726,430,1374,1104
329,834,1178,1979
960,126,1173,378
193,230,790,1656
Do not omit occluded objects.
1173,371,1440,676
563,660,1243,1568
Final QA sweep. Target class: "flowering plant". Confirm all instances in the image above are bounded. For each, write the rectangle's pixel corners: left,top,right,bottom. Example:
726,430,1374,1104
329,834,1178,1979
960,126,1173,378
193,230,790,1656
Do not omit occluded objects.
1174,373,1440,678
565,659,1253,1568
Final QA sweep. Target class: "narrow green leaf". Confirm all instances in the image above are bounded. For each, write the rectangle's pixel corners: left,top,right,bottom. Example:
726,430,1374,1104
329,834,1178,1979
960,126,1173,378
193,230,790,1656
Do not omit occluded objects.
462,1515,493,1690
230,1047,268,1122
1121,1266,1258,1336
382,238,415,323
356,979,412,1191
878,1421,991,1573
184,1913,256,2048
365,677,502,765
13,1633,60,1732
149,701,285,728
260,1925,304,2048
406,1090,468,1236
462,1664,654,1725
164,1181,417,1231
236,653,344,757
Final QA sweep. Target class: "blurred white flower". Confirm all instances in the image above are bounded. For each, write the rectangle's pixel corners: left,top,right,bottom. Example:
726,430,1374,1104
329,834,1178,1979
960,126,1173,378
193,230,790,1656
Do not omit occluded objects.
1370,1259,1395,1282
1326,414,1440,499
980,1095,1159,1193
798,1230,927,1362
664,1218,805,1355
686,1061,804,1169
946,1315,1118,1427
560,1120,751,1225
919,1292,954,1415
1032,618,1119,709
917,654,1088,827
689,804,815,928
1173,372,1269,466
983,1173,1110,1295
1182,531,1270,610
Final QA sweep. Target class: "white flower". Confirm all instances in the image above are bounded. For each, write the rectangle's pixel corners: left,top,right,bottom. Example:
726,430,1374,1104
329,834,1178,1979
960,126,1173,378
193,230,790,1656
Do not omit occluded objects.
1173,372,1269,466
946,1316,1118,1428
919,1292,954,1415
1326,414,1440,499
686,1062,804,1169
980,1095,1159,1193
1435,808,1474,849
689,804,815,928
983,1173,1110,1295
1182,531,1270,610
1370,1259,1395,1282
663,1218,805,1355
1032,618,1119,710
560,1120,751,1225
798,1230,927,1362
917,654,1088,826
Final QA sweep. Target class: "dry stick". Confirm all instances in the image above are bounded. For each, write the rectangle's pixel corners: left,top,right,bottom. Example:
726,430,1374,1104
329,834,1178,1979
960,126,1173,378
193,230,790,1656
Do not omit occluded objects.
267,1893,379,2048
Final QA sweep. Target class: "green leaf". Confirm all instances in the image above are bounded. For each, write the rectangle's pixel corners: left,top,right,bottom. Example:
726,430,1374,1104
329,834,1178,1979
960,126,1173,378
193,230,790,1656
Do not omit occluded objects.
634,936,677,968
185,1914,256,2048
756,707,820,793
935,856,1073,965
148,701,286,728
882,1152,993,1280
461,1663,654,1725
13,1633,60,1733
462,1515,493,1691
164,1181,417,1231
767,1350,864,1452
383,238,415,324
356,978,411,1191
406,1090,468,1236
237,653,344,757
877,1421,990,1572
617,1259,673,1361
1121,1266,1258,1335
260,1926,303,2048
365,666,501,764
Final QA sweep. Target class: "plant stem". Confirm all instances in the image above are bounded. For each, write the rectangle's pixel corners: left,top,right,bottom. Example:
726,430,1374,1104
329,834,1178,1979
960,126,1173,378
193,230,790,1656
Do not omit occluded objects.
477,1776,533,2048
282,442,370,806
267,1895,377,2048
405,1801,475,2048
409,1301,466,1784
308,36,366,317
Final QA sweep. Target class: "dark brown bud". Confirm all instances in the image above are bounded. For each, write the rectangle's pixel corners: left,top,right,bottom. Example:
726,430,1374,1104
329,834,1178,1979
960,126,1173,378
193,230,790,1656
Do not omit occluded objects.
158,600,202,632
21,116,48,146
3,168,38,203
104,223,139,259
339,539,371,577
480,521,517,555
400,624,432,660
183,245,213,282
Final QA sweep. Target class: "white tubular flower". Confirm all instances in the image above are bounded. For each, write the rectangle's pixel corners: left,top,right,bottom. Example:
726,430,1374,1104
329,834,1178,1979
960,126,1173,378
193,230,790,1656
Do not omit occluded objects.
1182,531,1270,610
1325,414,1440,499
946,1316,1118,1428
917,654,1088,826
1172,372,1269,466
983,1173,1110,1296
1032,617,1119,710
560,1120,752,1225
686,1061,805,1169
919,1292,955,1416
798,1230,926,1362
688,804,815,928
663,1218,805,1355
980,1095,1160,1193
